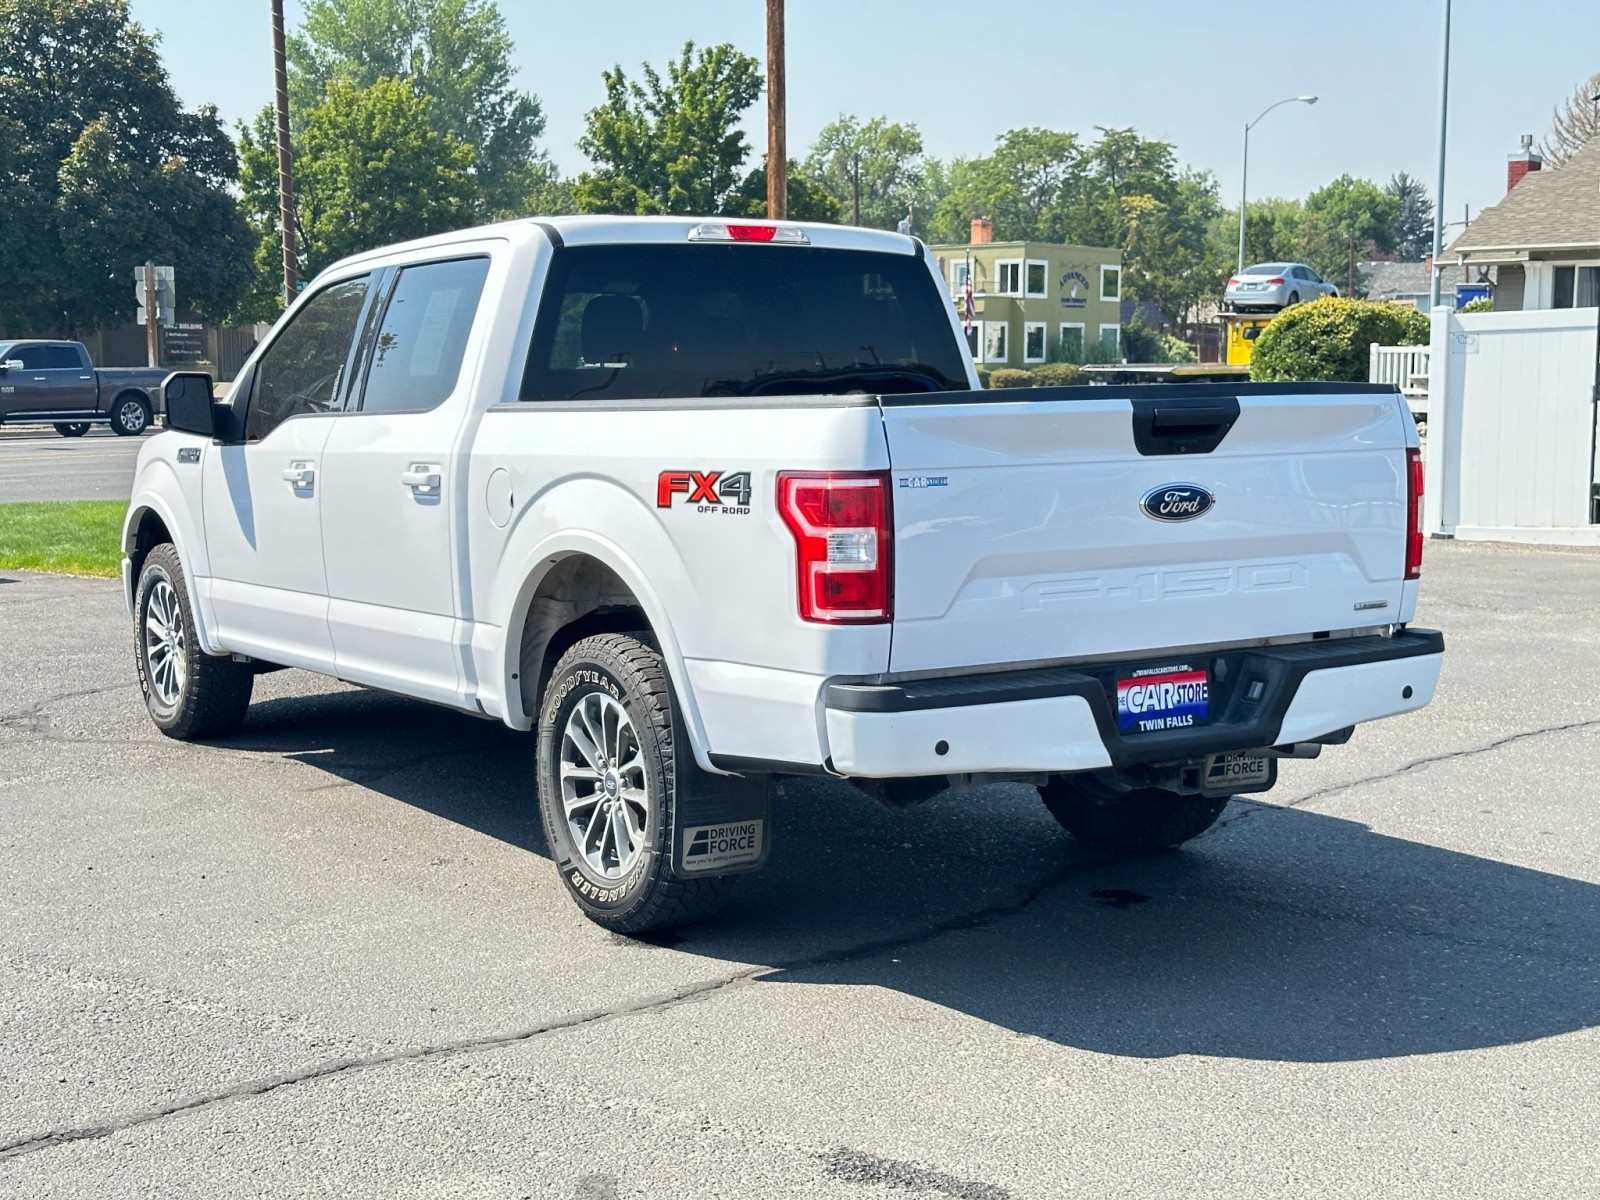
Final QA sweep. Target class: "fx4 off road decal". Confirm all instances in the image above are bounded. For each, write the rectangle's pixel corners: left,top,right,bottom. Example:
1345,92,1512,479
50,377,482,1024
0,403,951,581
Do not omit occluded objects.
657,470,753,514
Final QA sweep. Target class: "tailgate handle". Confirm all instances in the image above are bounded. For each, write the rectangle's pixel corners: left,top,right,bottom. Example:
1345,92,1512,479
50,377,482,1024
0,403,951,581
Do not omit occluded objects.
1131,396,1241,456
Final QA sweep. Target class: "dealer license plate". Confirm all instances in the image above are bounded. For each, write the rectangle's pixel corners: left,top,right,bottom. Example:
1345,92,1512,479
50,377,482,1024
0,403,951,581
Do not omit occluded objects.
1116,664,1209,734
1202,752,1274,794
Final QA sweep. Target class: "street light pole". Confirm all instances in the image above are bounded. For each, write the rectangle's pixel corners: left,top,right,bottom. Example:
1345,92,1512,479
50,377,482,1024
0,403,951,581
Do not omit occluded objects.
270,0,298,307
1236,95,1318,275
1428,0,1452,309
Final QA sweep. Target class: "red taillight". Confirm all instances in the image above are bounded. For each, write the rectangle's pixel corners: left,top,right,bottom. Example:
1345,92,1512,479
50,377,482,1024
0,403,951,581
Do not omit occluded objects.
1265,277,1285,285
1405,446,1424,580
1227,277,1240,286
777,472,892,624
726,223,777,242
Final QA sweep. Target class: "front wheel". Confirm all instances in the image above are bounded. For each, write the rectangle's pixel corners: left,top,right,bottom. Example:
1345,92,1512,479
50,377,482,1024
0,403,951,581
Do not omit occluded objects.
111,394,151,436
135,544,254,739
536,633,732,934
1040,779,1228,852
54,422,90,437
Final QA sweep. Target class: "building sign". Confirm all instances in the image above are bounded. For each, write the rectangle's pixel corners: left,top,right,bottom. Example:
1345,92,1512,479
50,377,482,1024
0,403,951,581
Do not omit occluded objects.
1059,269,1091,309
161,320,206,364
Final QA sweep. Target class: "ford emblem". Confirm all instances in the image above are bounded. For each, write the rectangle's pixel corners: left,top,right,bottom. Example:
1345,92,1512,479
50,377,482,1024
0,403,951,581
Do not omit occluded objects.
1140,483,1214,522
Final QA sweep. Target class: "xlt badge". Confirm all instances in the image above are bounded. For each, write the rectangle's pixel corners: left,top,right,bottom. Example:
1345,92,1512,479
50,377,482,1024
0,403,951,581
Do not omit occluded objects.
1140,483,1214,522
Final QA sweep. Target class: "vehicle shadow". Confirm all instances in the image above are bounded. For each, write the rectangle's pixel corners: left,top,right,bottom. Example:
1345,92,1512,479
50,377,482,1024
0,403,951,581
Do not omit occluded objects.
225,685,1600,1065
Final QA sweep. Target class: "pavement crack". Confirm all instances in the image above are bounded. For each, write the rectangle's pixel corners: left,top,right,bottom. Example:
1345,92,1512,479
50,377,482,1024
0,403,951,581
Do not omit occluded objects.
1221,715,1600,827
0,683,137,733
0,856,1108,1164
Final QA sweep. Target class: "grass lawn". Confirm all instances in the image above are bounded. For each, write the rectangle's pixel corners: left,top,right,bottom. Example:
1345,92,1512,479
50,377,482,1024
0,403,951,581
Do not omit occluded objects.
0,500,127,578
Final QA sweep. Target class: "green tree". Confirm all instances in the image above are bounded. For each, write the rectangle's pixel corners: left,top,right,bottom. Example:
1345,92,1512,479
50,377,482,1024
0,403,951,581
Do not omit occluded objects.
721,160,843,223
929,127,1082,243
237,77,475,314
1302,174,1399,291
1386,171,1434,260
0,0,251,333
287,0,548,217
804,115,933,229
574,42,762,215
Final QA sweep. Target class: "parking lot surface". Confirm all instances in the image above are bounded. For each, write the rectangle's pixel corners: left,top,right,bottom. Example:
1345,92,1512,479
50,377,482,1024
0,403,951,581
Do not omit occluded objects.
2,540,1598,1198
0,428,144,502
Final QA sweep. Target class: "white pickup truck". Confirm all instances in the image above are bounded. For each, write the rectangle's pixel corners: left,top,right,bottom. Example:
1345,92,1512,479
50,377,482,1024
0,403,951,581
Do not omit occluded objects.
125,216,1443,933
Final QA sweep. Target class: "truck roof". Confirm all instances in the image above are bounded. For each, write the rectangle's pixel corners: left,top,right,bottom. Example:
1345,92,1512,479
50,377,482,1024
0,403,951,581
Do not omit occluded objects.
319,215,925,277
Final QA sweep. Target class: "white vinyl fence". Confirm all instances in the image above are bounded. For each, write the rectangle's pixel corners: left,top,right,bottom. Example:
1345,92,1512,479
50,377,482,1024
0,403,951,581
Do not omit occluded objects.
1423,305,1600,544
1368,343,1431,419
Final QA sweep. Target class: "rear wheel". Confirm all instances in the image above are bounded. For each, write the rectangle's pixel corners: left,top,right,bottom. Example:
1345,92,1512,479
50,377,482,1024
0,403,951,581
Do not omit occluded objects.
1286,290,1301,306
54,422,90,437
135,544,254,739
1040,778,1228,852
536,633,732,934
111,393,151,436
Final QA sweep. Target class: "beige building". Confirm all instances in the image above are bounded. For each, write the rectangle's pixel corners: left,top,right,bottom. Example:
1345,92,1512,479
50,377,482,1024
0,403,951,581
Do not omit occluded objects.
931,219,1124,368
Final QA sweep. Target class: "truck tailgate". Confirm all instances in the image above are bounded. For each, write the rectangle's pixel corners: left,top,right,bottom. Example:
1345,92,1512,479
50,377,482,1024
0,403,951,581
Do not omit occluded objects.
880,386,1413,674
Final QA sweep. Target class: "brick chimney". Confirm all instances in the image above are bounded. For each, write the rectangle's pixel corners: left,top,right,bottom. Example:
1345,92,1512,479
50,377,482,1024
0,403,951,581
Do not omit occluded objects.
1507,134,1543,191
970,217,993,245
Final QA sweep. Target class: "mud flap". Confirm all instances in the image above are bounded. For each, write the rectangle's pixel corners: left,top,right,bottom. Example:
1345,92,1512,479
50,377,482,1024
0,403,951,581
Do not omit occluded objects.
669,757,772,880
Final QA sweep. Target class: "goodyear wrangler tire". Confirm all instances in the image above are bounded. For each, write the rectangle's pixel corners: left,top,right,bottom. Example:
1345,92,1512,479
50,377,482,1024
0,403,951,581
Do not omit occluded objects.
536,633,732,934
135,544,254,739
1039,779,1228,852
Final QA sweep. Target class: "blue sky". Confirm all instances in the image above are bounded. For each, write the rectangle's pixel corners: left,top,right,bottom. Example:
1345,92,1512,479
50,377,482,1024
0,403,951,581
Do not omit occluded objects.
129,0,1598,225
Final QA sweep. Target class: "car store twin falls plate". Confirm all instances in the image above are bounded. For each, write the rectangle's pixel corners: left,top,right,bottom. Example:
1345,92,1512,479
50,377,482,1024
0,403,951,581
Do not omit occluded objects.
1116,662,1210,734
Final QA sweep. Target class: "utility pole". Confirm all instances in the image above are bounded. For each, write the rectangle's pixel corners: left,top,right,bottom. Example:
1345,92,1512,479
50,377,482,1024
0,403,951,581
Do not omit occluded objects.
1428,0,1452,309
144,259,158,369
850,151,861,226
271,0,298,306
765,0,786,219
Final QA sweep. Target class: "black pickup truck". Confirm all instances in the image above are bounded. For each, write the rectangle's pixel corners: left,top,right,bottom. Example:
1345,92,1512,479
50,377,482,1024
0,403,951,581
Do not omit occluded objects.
0,340,167,437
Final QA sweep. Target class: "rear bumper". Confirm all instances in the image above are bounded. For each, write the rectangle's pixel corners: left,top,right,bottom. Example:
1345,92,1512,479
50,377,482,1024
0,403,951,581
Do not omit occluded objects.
820,629,1444,778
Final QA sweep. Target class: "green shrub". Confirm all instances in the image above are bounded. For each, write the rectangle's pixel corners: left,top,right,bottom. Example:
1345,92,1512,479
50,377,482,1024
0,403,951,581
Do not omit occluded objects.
989,368,1034,389
1460,296,1494,313
1029,362,1087,387
1250,298,1430,383
975,367,992,389
1161,334,1198,363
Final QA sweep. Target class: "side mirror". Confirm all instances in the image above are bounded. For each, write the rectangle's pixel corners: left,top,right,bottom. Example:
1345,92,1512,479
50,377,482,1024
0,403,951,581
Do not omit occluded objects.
1,359,21,372
162,371,216,437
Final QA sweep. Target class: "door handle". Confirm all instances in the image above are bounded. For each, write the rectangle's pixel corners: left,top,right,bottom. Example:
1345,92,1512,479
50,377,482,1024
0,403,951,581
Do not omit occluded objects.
282,462,315,489
400,465,442,494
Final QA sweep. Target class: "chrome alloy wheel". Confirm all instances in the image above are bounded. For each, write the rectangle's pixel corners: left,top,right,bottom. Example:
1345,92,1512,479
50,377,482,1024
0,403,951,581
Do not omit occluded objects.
117,398,147,433
560,691,649,879
143,578,187,707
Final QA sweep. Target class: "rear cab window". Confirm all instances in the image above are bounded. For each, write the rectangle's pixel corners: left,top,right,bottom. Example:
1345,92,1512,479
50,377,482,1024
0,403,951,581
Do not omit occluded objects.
519,244,969,402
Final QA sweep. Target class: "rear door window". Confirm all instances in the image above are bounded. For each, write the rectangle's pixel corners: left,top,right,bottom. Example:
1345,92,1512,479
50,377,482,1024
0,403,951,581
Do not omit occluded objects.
358,257,491,414
520,244,969,402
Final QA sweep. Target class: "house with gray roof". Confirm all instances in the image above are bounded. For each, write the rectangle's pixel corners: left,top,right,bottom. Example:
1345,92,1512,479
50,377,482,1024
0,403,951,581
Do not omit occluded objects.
1446,137,1600,311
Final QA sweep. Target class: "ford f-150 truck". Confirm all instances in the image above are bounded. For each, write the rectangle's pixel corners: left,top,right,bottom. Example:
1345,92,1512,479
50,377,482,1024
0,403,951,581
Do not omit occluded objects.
0,340,166,436
122,216,1443,933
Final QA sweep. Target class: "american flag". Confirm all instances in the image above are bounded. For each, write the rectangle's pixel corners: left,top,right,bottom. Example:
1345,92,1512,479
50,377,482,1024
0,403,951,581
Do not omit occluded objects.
962,254,975,333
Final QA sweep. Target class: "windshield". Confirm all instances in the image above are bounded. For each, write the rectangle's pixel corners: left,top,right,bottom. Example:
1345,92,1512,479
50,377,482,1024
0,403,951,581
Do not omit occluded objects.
519,243,970,401
0,343,12,360
1242,263,1290,276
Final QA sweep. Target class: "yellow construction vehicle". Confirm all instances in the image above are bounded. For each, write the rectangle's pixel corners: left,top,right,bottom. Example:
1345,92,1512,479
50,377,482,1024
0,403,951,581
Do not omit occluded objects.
1223,312,1274,366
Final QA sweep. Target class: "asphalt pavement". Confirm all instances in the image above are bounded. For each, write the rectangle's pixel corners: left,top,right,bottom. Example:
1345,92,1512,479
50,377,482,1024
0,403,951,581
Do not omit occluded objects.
0,427,145,502
2,540,1599,1198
